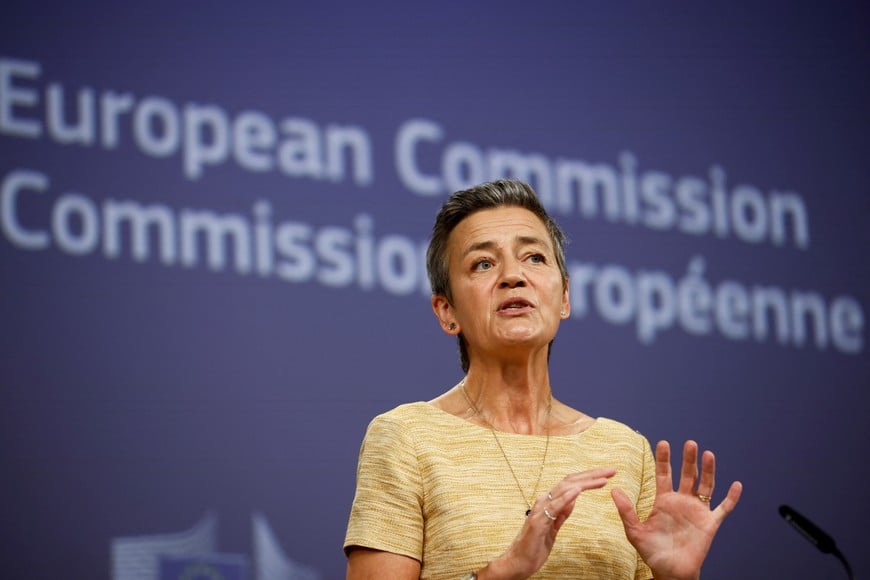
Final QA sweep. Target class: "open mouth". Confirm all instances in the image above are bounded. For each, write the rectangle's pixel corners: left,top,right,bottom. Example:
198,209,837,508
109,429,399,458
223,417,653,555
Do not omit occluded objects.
497,298,534,313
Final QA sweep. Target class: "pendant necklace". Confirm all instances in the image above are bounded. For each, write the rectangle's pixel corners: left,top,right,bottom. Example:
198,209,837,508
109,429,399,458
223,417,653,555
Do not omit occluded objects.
460,378,551,517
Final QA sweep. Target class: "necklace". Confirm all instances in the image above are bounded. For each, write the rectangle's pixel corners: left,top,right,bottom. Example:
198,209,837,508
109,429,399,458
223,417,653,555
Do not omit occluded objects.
459,378,551,517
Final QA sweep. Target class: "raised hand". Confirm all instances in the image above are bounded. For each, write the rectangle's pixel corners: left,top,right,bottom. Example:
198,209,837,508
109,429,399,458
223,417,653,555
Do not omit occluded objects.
611,440,742,580
483,468,617,580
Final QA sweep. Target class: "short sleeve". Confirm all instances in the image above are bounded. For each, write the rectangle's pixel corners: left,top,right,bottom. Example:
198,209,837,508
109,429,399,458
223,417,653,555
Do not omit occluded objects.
343,413,424,561
634,435,657,580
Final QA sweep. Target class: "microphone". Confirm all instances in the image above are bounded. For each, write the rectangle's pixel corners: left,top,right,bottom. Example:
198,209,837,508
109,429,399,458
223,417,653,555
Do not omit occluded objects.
778,504,853,579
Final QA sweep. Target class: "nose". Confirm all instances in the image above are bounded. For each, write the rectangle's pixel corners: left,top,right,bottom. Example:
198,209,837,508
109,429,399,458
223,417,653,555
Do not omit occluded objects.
499,260,526,288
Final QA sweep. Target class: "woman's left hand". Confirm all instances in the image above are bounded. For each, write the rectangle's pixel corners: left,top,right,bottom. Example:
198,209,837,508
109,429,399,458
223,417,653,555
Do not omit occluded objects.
611,440,743,580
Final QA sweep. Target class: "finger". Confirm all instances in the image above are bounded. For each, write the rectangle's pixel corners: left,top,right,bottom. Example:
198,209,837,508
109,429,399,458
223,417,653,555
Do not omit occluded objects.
536,485,579,511
538,469,616,526
696,449,716,499
544,476,613,509
677,440,699,494
654,440,673,495
533,485,580,528
564,467,618,482
611,488,641,532
712,481,743,523
548,468,616,502
552,496,578,531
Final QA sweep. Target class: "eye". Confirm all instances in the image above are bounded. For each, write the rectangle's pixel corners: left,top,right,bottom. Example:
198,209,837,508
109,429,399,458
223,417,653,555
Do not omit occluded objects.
473,258,493,271
528,253,546,264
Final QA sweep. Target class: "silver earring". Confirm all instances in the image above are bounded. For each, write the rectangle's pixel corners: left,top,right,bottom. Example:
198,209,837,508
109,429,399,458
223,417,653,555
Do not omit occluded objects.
560,310,566,317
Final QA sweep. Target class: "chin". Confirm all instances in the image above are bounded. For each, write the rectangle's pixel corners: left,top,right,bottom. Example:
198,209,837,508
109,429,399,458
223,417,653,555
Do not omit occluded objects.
499,329,544,345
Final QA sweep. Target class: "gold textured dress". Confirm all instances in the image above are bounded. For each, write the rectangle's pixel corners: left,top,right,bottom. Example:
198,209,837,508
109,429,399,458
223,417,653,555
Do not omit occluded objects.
345,403,655,579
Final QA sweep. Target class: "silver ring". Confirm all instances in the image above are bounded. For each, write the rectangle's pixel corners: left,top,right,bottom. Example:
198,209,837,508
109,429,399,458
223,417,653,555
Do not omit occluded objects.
547,491,553,500
544,507,557,521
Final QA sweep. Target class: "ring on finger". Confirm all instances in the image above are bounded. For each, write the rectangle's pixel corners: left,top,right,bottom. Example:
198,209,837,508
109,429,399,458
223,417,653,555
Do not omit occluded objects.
547,491,553,501
544,507,557,521
697,494,712,503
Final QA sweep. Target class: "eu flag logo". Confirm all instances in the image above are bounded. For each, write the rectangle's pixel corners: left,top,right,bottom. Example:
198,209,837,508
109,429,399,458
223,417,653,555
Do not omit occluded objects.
159,554,249,580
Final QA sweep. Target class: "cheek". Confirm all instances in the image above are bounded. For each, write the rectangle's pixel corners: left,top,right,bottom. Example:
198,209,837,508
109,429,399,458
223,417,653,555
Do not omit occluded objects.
454,288,489,323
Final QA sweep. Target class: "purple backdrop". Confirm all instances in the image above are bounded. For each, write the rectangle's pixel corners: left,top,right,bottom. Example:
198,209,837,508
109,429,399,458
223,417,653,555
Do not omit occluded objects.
2,2,868,579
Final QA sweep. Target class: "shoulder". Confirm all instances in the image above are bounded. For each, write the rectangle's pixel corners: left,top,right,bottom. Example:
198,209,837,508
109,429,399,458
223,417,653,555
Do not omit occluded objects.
594,416,645,436
363,402,456,441
589,417,653,454
368,402,439,428
587,418,655,492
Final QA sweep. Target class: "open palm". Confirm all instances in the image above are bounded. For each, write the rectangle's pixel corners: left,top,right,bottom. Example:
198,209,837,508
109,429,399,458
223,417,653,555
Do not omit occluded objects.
612,440,743,580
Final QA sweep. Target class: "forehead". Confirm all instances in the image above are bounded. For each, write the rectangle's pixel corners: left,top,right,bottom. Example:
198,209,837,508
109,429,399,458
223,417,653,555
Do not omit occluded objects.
447,206,552,253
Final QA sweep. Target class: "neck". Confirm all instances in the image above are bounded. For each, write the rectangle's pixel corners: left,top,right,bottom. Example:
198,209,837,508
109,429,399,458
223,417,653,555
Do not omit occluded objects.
461,370,552,435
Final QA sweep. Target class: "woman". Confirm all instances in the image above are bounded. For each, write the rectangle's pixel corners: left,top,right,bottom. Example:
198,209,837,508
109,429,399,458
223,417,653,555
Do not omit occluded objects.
345,180,742,579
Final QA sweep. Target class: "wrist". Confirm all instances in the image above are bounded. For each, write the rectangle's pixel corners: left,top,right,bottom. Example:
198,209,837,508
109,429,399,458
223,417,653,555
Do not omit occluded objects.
474,557,528,580
652,573,700,580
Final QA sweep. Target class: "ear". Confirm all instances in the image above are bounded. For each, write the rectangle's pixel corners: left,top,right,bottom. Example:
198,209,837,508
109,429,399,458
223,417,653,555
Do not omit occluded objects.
432,294,460,335
560,283,571,319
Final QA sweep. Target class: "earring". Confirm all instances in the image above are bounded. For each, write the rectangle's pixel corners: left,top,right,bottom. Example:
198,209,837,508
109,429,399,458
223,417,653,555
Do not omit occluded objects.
560,310,566,317
449,323,457,330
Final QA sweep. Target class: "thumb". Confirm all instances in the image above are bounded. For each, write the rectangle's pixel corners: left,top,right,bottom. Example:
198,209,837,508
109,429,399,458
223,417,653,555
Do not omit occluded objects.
611,488,641,530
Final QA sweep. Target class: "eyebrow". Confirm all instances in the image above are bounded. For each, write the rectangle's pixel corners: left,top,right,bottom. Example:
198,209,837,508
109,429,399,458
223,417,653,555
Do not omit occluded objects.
462,236,549,258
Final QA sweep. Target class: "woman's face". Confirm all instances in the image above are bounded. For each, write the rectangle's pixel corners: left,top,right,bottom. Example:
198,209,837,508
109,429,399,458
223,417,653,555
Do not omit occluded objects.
433,206,570,361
